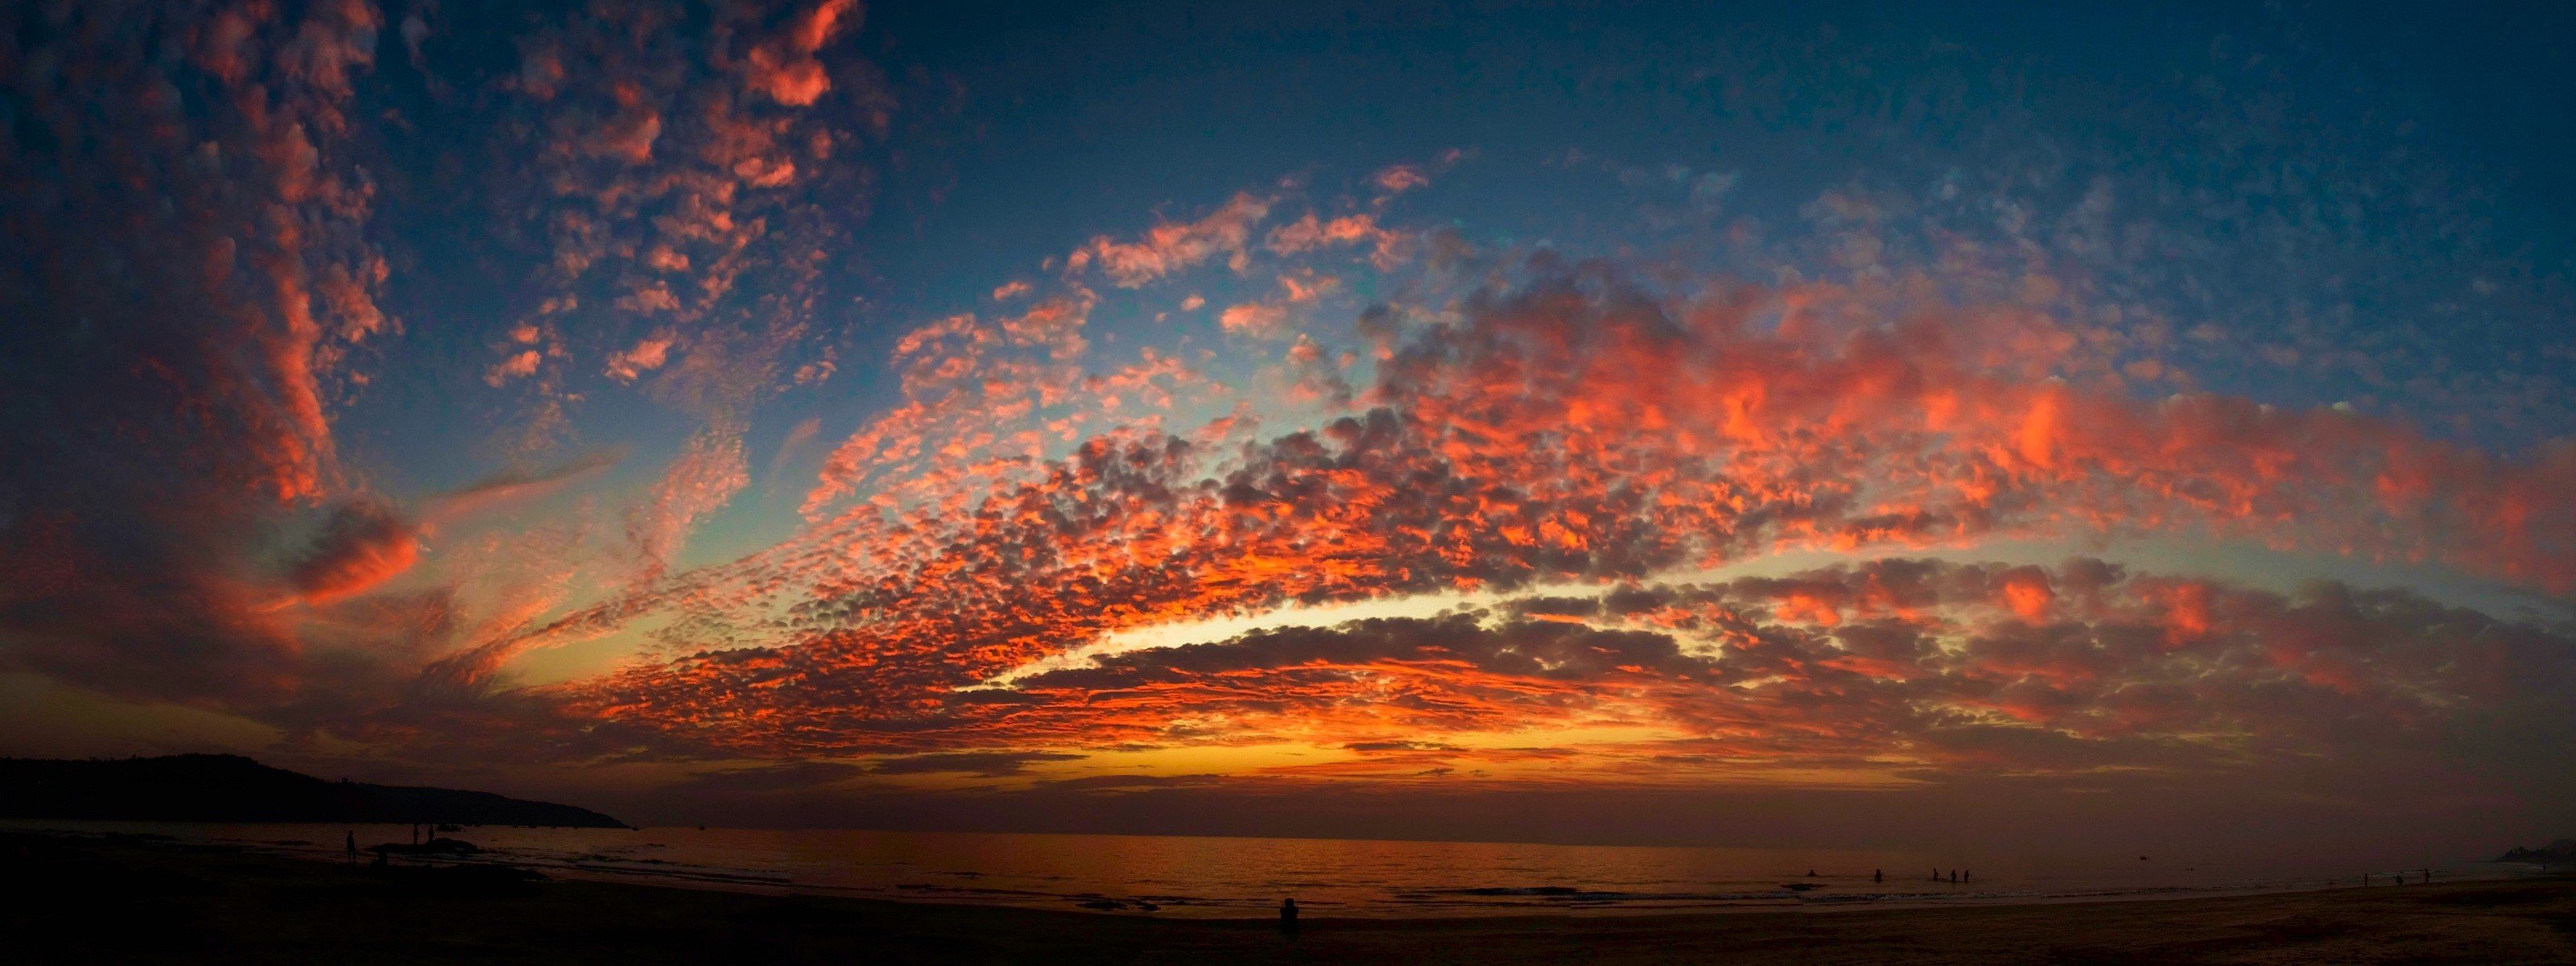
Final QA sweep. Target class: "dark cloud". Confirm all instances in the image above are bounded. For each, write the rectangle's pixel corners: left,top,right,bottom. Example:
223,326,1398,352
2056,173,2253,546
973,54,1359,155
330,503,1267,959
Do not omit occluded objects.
667,761,867,795
286,501,420,604
1026,773,1232,792
1016,615,1699,691
0,0,388,705
0,0,889,736
1505,596,1602,618
867,751,1086,777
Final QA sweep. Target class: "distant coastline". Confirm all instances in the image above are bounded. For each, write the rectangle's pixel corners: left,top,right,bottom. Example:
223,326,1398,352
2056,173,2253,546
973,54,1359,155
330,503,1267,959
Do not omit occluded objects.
2497,840,2576,865
0,754,626,828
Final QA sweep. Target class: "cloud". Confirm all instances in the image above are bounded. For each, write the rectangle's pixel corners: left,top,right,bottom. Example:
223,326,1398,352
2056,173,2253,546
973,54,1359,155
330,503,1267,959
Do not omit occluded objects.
520,265,2576,772
426,450,627,524
544,554,2576,807
444,0,886,430
0,0,891,737
485,350,543,386
1368,149,1468,204
626,420,750,587
1217,301,1287,334
6,0,2571,839
0,0,390,706
1071,192,1272,287
869,751,1086,777
669,760,867,794
1266,213,1383,253
285,502,423,605
1371,164,1430,195
740,0,858,106
605,332,677,382
799,289,1140,516
1346,741,1463,753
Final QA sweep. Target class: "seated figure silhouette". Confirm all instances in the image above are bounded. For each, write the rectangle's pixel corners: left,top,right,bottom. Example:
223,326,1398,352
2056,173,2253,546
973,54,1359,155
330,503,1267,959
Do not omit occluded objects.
1279,897,1300,933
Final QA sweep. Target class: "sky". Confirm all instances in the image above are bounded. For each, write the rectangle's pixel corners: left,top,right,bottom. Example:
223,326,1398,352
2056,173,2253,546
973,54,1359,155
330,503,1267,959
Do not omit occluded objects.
2,0,2573,856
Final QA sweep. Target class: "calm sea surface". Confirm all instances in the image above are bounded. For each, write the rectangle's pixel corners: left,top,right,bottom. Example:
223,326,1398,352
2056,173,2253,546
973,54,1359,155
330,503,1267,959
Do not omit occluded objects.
2,820,2520,918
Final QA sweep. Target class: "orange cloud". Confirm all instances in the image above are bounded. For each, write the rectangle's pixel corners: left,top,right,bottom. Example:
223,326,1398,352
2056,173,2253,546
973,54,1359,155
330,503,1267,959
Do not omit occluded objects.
1218,301,1287,335
741,0,857,106
287,502,421,605
550,558,2576,795
1071,193,1272,287
605,332,677,382
517,270,2575,771
1371,164,1430,195
485,349,543,386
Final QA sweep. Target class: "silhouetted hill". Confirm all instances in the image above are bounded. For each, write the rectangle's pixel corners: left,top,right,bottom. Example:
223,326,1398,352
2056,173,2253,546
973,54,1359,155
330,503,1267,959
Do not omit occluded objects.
2496,840,2576,864
0,754,626,828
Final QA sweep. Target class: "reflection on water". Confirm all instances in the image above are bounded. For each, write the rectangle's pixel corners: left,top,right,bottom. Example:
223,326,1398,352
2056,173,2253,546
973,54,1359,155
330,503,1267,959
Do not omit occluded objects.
2,820,2514,918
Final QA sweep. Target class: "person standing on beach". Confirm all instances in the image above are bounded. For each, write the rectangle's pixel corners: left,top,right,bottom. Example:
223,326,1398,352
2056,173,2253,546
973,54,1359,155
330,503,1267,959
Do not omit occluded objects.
1873,869,1882,884
345,832,357,867
1278,898,1299,933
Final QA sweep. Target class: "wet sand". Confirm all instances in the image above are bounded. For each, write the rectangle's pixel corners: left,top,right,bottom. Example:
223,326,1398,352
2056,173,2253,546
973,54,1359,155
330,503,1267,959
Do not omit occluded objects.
6,831,2570,964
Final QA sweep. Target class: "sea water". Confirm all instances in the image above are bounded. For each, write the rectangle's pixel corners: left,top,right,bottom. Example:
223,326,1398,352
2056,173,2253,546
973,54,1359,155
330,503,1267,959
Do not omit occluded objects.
0,820,2520,918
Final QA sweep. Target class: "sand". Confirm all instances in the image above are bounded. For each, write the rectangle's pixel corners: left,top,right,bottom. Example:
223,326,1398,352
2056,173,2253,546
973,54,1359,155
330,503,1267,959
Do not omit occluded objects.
6,830,2570,964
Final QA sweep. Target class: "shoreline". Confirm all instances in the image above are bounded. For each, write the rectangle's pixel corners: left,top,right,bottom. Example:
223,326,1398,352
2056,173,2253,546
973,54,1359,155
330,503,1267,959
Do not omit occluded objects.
6,828,2573,964
4,818,2529,921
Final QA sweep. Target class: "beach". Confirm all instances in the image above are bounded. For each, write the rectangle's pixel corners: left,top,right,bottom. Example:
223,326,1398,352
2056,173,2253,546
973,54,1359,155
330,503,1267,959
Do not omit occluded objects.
6,830,2570,964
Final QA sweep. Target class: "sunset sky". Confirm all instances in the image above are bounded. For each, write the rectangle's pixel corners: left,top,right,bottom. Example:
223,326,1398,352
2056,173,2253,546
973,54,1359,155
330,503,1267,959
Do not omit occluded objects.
3,0,2572,853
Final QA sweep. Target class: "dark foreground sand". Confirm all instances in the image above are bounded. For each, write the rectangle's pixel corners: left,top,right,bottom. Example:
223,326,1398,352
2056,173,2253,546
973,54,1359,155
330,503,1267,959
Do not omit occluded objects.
6,832,2570,964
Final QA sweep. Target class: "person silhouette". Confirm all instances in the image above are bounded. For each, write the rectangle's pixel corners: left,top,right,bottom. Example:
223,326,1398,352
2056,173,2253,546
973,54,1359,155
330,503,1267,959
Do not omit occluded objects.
1873,869,1882,884
345,832,357,867
1949,869,1958,884
1278,897,1299,933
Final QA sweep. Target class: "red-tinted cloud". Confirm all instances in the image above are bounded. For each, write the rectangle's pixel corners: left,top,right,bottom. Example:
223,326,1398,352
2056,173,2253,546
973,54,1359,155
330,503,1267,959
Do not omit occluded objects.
286,502,421,605
547,555,2575,798
1070,192,1273,287
521,268,2574,774
0,0,390,706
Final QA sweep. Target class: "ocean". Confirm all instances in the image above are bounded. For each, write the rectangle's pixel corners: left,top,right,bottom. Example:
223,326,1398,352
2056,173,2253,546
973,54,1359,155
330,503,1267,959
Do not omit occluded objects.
0,820,2514,918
